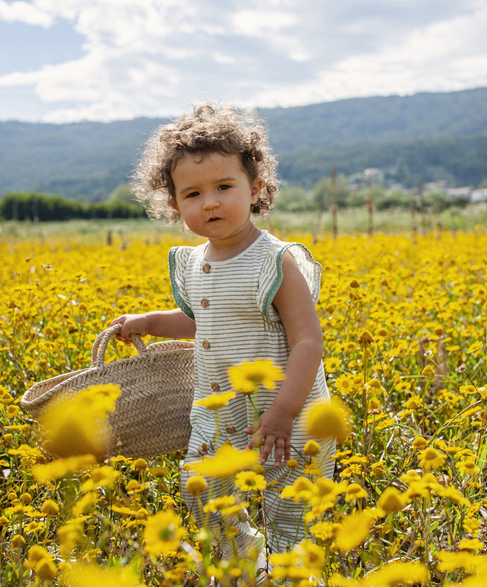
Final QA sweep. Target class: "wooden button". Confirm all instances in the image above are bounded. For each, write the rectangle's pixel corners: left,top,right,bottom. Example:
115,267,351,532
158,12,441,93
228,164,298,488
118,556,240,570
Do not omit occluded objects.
202,340,210,350
211,382,220,392
202,263,211,273
225,426,236,435
201,298,209,308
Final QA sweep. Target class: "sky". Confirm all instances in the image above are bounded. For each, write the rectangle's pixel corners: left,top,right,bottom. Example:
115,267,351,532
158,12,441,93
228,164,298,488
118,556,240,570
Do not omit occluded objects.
1,0,487,123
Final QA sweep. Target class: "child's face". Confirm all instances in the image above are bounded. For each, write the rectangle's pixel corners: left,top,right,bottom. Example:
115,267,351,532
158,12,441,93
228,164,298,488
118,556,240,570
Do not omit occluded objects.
170,152,262,245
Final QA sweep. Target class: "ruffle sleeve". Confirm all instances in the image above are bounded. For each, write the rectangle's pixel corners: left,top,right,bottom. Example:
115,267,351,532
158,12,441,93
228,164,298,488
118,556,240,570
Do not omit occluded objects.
168,246,195,320
256,240,322,321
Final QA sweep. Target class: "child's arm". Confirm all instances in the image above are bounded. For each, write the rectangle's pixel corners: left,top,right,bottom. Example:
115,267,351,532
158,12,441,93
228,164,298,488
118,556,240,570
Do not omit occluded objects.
110,310,196,343
244,251,324,466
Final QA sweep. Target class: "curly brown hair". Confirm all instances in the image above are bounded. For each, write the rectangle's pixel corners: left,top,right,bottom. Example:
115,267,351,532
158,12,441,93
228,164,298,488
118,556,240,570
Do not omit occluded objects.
131,102,279,224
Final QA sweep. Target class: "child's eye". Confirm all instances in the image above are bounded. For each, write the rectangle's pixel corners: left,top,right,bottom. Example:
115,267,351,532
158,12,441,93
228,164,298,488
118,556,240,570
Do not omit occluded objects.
186,191,199,199
218,184,231,191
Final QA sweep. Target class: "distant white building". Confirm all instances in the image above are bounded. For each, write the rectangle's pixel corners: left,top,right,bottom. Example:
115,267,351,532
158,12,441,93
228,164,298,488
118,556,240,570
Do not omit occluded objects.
471,188,487,203
447,187,472,199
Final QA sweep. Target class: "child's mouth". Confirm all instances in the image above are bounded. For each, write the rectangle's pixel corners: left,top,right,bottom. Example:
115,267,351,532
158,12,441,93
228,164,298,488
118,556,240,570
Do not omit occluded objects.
208,217,221,222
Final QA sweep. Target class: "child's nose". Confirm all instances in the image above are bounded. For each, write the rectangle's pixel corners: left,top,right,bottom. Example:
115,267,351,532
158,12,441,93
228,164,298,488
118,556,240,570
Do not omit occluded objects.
202,191,220,210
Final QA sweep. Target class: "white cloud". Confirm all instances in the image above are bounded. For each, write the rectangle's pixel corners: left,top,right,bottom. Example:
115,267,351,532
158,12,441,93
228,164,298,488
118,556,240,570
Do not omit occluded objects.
0,0,486,122
0,0,53,26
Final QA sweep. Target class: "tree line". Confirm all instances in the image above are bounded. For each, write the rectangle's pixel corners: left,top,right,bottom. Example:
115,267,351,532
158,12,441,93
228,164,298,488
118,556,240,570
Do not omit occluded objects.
0,179,477,223
0,192,145,222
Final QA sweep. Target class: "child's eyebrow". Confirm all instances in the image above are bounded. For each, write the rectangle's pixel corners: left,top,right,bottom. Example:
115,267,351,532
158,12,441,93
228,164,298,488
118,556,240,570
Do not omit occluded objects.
178,176,236,195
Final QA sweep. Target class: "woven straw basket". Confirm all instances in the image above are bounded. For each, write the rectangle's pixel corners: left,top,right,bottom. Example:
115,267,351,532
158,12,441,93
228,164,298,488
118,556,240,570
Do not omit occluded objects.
20,324,194,458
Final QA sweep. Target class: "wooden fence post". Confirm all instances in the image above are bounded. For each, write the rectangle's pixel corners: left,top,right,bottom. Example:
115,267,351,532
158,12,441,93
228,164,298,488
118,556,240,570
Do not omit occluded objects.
367,180,374,236
331,167,338,241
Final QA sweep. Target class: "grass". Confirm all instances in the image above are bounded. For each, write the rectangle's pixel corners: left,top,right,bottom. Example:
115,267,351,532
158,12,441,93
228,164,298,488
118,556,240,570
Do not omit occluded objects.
1,203,487,244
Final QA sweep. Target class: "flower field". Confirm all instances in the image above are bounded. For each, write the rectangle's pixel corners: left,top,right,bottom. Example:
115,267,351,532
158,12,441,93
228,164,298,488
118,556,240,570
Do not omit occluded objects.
1,227,487,586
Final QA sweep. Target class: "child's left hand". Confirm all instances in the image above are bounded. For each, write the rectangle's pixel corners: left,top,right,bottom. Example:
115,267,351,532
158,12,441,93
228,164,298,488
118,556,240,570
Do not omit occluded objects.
244,405,294,466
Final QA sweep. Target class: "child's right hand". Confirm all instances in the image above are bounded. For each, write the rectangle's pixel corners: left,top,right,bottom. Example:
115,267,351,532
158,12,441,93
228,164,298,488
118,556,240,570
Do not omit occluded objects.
109,314,149,344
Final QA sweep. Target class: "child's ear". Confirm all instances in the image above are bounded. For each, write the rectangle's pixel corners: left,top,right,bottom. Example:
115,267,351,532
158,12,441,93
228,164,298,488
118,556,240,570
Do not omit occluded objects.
168,198,180,212
250,178,263,204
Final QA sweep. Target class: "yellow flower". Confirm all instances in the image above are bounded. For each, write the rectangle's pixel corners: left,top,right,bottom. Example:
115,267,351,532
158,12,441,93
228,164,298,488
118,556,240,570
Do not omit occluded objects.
399,470,422,485
463,517,481,534
310,521,337,540
20,493,32,505
33,454,97,483
40,499,60,516
35,559,58,581
286,459,299,470
421,365,435,377
459,538,484,551
334,511,372,552
459,384,477,395
228,359,284,394
418,447,447,471
12,535,26,549
38,384,121,459
6,405,21,419
436,550,477,573
203,496,236,513
403,395,423,410
2,433,13,445
296,539,326,568
467,341,483,354
456,459,480,476
324,357,341,373
185,475,208,496
72,493,97,517
25,545,51,569
303,440,320,456
144,510,186,556
188,444,258,478
125,479,146,494
358,329,375,345
61,563,142,587
81,466,120,492
207,567,224,581
370,461,386,478
132,458,148,472
378,487,408,514
281,477,315,503
437,486,470,506
235,471,266,491
364,561,428,586
306,397,353,443
302,459,323,476
412,437,428,451
345,483,368,502
334,374,357,395
194,391,236,410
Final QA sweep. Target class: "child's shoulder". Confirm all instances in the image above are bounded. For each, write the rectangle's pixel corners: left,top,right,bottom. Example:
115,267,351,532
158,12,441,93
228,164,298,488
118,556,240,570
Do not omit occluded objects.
168,243,206,268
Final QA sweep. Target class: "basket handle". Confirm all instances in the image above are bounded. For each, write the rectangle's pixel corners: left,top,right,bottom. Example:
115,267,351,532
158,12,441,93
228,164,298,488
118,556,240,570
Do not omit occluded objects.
92,324,147,368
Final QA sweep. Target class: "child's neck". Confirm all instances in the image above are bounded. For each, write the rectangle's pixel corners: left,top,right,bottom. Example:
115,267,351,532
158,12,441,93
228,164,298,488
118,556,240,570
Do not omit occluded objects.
204,224,262,262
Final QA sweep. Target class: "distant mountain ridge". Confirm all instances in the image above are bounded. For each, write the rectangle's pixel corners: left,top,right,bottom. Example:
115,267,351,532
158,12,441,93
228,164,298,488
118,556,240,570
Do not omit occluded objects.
1,87,487,198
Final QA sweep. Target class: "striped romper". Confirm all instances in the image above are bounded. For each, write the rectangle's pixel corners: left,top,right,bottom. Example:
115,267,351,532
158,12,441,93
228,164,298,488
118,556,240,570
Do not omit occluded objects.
169,230,335,555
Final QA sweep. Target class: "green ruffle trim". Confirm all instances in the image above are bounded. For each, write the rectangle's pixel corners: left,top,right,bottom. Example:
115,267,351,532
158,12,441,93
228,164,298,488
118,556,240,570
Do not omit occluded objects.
168,247,195,321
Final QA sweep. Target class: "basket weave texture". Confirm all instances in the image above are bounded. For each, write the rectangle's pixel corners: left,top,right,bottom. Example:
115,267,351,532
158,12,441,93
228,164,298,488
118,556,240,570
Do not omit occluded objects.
20,324,194,458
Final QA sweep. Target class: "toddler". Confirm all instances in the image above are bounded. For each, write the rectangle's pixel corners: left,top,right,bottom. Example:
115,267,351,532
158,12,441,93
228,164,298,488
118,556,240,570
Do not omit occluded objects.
110,103,334,567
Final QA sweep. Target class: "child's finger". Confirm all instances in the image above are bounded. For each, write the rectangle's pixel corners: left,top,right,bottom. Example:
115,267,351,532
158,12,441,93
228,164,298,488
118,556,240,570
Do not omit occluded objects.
274,439,286,467
260,434,276,464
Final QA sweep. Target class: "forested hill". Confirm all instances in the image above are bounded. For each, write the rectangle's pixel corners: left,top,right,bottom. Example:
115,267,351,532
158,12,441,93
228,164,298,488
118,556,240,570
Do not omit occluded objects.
1,87,487,198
